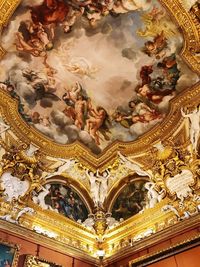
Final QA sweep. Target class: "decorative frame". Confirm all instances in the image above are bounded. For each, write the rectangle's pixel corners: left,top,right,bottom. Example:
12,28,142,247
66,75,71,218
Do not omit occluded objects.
24,255,63,267
0,239,20,267
129,234,200,267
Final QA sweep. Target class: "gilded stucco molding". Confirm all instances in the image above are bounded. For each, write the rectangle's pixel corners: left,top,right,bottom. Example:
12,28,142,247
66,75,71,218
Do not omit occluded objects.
129,233,200,267
0,83,199,168
0,219,98,266
104,214,200,265
161,0,200,72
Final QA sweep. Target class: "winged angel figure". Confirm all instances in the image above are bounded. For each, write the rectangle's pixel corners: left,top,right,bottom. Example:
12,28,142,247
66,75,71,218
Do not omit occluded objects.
118,151,152,178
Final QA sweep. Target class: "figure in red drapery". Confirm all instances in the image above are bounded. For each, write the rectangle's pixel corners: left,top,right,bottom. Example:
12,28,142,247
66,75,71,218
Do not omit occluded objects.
31,0,69,25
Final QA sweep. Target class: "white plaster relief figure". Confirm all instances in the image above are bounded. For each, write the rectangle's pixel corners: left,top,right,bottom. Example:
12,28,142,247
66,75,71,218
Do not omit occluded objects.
161,204,180,218
33,225,58,238
144,182,165,209
181,107,200,152
0,119,10,136
106,216,119,229
96,169,110,204
81,215,95,231
25,143,39,157
1,172,29,202
86,168,110,206
45,158,76,179
161,204,200,220
118,151,152,178
131,228,155,243
32,184,53,210
16,207,34,221
0,207,34,224
86,169,100,206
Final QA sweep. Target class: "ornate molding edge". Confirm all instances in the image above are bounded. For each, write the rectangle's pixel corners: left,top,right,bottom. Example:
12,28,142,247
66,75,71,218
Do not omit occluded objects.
104,214,200,265
129,233,200,267
0,0,21,27
160,0,200,73
0,219,99,266
0,82,199,168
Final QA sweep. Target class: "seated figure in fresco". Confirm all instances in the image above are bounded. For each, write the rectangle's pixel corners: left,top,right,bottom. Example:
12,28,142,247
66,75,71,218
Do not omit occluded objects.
127,100,163,124
139,65,153,86
47,185,87,222
137,83,175,105
16,20,53,58
51,187,72,217
112,110,132,129
157,53,180,90
143,31,168,58
31,0,70,37
112,98,164,130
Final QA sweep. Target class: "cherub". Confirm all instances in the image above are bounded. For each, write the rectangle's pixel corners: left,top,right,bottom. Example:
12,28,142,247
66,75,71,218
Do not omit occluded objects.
143,31,167,58
148,6,165,22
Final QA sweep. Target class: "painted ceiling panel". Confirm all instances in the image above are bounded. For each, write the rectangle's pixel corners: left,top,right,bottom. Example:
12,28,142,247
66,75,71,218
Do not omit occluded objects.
0,0,198,154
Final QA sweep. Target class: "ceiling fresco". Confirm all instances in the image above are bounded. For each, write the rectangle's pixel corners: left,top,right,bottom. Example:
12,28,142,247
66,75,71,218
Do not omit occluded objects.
0,0,198,154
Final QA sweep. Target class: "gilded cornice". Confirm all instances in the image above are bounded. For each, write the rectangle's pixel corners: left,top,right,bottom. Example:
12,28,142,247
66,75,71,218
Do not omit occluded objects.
0,219,98,266
105,214,200,265
0,82,199,169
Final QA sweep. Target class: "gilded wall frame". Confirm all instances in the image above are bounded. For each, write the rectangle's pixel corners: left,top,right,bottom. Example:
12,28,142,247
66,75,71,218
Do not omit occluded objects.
0,239,20,267
129,234,200,267
24,255,63,267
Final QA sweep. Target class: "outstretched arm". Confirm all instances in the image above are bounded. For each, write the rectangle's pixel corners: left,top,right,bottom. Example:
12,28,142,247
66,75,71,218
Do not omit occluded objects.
96,169,100,178
181,108,189,118
105,169,111,179
86,169,90,178
118,151,127,162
